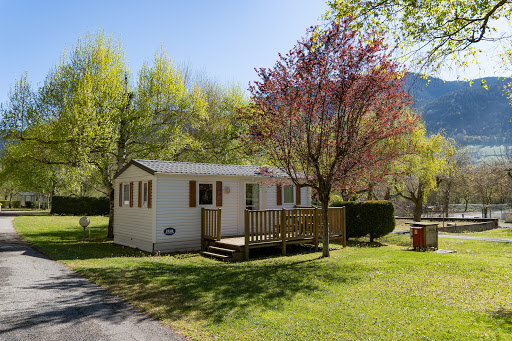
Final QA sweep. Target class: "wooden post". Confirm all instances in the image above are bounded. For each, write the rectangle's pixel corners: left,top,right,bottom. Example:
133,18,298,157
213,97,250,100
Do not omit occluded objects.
217,208,222,241
200,207,205,251
313,207,319,251
281,208,287,255
342,206,347,248
244,210,250,260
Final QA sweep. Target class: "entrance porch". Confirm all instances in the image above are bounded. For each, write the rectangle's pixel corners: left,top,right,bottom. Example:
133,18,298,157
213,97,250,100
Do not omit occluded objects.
200,207,346,260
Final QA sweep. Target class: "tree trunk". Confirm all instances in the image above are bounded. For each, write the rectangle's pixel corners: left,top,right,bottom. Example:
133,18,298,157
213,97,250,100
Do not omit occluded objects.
413,199,423,221
107,186,115,239
321,199,330,257
384,187,391,201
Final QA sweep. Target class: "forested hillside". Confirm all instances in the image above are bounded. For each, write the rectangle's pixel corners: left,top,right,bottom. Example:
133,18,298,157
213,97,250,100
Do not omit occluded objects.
407,74,512,146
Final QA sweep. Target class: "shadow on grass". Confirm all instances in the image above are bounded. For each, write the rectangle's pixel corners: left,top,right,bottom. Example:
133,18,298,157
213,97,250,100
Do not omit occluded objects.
75,256,363,324
491,307,512,334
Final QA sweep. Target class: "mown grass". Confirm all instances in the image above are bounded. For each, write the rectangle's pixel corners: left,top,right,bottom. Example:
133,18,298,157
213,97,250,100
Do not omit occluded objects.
14,215,512,340
445,228,512,240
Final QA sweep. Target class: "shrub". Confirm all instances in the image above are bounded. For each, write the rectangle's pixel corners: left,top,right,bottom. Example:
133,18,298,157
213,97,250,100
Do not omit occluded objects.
331,200,395,242
25,201,36,209
51,196,109,215
0,200,21,209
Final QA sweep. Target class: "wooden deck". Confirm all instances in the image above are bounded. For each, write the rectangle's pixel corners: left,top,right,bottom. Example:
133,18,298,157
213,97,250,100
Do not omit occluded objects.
201,207,346,260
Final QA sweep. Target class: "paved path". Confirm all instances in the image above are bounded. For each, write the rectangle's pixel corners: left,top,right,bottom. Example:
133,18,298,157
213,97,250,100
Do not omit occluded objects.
0,216,185,341
393,230,512,243
437,234,512,243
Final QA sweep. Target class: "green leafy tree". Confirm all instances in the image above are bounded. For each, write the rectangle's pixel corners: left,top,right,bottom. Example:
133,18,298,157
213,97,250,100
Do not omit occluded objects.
326,1,512,76
394,128,456,221
1,32,207,237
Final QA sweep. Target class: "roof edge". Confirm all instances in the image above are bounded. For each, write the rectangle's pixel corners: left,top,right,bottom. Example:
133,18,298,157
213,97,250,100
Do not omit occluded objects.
113,159,155,179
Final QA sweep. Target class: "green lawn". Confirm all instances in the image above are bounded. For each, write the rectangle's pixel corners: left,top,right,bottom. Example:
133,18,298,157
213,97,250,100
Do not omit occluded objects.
14,215,512,340
444,228,512,240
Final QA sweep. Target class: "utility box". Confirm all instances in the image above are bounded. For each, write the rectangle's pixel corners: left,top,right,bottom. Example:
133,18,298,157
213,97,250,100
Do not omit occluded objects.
408,222,438,251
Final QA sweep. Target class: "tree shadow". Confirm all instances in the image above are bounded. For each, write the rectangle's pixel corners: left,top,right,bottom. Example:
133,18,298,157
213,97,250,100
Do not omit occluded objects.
72,257,364,324
0,272,154,337
490,307,512,334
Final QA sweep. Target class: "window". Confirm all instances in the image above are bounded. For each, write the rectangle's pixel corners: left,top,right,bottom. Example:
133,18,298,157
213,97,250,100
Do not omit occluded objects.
283,185,294,204
198,183,213,205
143,182,148,206
123,184,130,205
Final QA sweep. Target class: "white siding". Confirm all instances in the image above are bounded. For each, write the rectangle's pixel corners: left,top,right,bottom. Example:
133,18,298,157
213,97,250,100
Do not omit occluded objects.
113,165,154,251
154,175,242,252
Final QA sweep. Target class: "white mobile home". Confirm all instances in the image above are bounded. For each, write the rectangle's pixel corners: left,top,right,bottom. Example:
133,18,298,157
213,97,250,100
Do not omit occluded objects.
113,159,311,253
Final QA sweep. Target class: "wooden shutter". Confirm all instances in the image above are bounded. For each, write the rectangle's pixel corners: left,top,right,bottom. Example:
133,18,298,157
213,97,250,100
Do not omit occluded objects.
276,184,282,206
119,183,123,207
129,182,134,207
296,185,301,205
148,180,152,209
189,180,197,207
138,181,142,207
216,181,223,207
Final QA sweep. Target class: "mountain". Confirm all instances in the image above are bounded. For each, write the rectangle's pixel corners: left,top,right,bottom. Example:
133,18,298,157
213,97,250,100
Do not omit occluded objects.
406,74,512,146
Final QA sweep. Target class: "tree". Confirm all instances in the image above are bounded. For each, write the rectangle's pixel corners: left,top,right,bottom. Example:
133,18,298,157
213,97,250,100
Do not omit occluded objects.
1,32,207,237
326,1,512,76
472,162,508,215
243,20,419,257
394,129,456,221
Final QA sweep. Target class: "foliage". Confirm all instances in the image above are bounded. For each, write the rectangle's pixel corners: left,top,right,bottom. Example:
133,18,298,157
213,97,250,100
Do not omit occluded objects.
1,31,209,237
51,196,109,216
243,19,418,256
13,215,512,341
0,200,20,208
394,127,456,221
326,1,512,75
331,200,395,242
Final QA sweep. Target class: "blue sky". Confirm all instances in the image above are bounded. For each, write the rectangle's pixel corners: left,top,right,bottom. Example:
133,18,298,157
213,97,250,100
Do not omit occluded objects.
0,0,328,103
0,1,504,104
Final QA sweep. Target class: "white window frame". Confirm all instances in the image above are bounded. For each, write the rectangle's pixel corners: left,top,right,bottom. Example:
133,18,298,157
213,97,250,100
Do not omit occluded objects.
283,185,294,204
198,182,215,207
245,182,261,210
123,183,130,206
142,181,148,207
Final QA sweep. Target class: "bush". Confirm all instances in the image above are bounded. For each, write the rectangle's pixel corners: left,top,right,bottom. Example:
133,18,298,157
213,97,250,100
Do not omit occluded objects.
0,200,21,209
51,196,109,216
331,201,395,242
25,201,36,209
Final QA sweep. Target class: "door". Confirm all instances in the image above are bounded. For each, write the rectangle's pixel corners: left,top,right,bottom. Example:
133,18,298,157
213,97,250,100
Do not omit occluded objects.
245,183,260,211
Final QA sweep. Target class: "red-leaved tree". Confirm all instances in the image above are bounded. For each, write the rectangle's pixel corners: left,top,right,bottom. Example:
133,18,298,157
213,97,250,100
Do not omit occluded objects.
243,19,419,257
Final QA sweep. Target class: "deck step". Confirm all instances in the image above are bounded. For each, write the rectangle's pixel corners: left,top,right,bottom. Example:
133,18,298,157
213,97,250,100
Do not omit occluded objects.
201,251,232,260
208,246,238,254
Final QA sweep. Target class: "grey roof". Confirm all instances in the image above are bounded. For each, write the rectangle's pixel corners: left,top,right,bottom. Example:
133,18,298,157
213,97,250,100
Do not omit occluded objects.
115,159,290,178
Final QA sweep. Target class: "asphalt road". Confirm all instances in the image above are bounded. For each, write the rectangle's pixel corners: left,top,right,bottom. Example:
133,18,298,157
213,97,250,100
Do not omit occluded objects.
0,215,185,341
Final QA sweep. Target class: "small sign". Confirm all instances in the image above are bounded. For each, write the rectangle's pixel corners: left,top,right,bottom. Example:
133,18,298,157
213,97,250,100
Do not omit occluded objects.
164,227,176,236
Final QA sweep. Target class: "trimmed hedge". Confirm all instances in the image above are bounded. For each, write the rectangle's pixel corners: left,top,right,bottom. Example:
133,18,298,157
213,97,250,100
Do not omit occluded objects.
0,200,21,208
331,200,395,242
51,196,109,216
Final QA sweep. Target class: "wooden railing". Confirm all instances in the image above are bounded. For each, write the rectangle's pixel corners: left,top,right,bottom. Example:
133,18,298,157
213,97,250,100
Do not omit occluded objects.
201,208,221,250
244,207,346,259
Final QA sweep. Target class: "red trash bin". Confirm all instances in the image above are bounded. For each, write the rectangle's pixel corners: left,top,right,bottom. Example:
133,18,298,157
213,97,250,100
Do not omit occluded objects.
411,227,424,249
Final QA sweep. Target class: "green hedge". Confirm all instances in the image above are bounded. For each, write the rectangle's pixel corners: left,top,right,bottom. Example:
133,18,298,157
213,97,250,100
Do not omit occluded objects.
51,196,109,215
331,201,395,242
0,200,21,208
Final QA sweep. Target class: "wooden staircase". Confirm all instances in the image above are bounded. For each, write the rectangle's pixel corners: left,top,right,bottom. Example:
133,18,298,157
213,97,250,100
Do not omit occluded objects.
200,242,243,261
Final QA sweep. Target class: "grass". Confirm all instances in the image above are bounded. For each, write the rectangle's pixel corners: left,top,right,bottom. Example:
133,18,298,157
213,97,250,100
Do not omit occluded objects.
14,215,512,340
443,228,512,240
